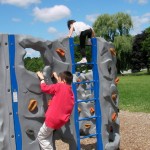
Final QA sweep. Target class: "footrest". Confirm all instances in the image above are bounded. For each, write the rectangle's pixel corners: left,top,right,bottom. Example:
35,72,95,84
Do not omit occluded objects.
80,133,97,139
75,62,94,66
78,116,97,121
77,98,96,103
74,80,95,84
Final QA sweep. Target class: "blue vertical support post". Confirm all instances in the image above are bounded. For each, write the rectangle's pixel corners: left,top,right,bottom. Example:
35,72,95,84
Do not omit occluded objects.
8,35,22,150
91,38,103,149
69,37,81,150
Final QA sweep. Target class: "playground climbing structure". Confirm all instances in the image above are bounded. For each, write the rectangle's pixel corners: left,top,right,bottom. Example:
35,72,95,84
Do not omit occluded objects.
0,34,120,150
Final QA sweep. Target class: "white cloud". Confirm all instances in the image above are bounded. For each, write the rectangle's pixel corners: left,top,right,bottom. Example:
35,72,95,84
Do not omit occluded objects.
126,0,134,3
25,48,40,58
0,0,41,7
48,27,57,33
125,0,148,4
130,13,150,35
86,14,99,23
33,5,71,23
56,32,67,39
12,17,21,22
143,12,150,17
47,27,67,40
138,0,148,4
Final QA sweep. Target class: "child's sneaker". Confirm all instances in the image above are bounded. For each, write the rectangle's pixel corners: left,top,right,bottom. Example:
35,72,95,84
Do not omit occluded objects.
77,58,87,64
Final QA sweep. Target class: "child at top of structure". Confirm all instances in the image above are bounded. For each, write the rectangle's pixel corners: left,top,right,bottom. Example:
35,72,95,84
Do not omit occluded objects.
36,71,74,150
67,20,95,64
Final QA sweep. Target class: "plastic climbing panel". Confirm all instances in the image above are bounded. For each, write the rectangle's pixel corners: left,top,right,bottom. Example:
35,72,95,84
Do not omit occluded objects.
0,34,77,150
70,37,120,150
0,34,120,150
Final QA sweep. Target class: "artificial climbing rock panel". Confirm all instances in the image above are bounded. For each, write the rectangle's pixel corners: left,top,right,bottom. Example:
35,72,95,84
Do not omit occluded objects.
0,34,120,150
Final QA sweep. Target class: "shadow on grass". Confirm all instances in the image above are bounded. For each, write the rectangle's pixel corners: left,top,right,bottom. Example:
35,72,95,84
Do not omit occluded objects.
118,71,150,76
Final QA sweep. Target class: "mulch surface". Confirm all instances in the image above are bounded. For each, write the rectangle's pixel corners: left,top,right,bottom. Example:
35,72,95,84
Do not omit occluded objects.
55,110,150,150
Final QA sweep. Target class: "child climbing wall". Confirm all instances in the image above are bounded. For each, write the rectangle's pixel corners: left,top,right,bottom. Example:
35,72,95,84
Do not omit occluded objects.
0,34,120,150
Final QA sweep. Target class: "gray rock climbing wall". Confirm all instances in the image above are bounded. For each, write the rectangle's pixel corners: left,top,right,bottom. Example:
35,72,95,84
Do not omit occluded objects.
97,37,120,150
0,34,120,150
17,35,77,150
73,37,120,149
0,34,77,150
0,35,16,150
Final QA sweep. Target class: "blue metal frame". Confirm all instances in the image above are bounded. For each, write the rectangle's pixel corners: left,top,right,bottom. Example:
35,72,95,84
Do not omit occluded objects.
91,38,103,149
69,37,81,150
69,37,103,150
8,35,22,150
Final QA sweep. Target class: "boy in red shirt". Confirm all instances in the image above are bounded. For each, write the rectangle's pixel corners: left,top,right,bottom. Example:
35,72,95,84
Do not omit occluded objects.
36,71,74,150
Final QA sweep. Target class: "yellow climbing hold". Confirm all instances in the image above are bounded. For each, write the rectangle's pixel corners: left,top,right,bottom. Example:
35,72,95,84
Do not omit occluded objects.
78,107,81,113
85,124,91,129
28,99,38,112
109,48,116,56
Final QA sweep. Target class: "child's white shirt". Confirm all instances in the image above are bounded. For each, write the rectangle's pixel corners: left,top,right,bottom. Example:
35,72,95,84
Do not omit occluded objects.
72,22,91,36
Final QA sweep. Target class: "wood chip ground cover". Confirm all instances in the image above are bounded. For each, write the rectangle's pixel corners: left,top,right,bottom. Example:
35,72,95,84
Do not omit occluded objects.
55,111,150,150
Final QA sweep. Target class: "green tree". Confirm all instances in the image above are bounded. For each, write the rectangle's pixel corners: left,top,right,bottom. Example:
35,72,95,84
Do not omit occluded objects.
114,35,133,72
114,12,133,36
24,57,44,72
93,12,133,42
93,14,117,41
93,12,133,73
142,27,150,52
131,27,150,73
142,27,150,72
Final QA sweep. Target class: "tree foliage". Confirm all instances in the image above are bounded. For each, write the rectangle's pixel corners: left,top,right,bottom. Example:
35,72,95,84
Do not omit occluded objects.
93,14,116,41
93,12,133,42
142,27,150,52
131,27,150,72
114,12,133,36
93,12,133,73
24,57,44,72
114,35,133,71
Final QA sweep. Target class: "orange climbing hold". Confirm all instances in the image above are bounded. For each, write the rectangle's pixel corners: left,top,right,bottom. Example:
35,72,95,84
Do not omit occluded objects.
115,77,119,84
112,93,117,101
84,124,91,129
77,78,81,82
48,99,52,106
28,99,38,112
78,107,81,113
109,48,116,56
56,48,65,56
90,107,95,114
112,112,117,122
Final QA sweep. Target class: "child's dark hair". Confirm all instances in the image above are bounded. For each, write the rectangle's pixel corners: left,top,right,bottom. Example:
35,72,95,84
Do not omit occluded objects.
59,71,73,85
67,20,76,29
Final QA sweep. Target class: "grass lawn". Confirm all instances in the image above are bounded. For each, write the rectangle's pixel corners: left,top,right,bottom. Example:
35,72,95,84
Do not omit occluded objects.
118,73,150,113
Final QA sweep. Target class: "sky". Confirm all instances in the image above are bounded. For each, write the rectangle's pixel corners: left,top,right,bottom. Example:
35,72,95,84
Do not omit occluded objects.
0,0,150,57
